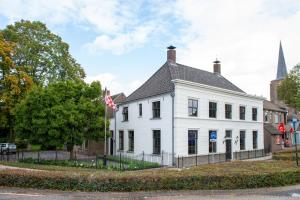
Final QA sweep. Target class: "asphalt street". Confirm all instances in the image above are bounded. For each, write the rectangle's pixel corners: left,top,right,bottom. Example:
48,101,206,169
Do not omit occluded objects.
0,185,300,200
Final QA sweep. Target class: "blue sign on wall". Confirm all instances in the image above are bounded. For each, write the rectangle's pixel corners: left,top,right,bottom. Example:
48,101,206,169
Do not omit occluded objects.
210,131,217,141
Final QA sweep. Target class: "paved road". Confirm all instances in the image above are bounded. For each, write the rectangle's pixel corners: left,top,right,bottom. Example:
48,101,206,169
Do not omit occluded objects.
0,185,300,200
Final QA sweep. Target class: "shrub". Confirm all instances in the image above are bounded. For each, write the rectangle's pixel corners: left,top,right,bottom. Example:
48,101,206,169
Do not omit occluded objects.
0,168,300,192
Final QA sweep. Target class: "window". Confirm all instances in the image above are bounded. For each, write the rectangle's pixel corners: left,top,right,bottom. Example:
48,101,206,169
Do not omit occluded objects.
225,130,232,138
264,112,268,122
188,130,198,154
209,102,217,118
122,107,128,121
128,131,134,152
252,107,257,121
138,103,142,117
209,130,217,153
253,131,258,149
188,99,198,117
274,114,279,123
240,130,246,150
225,104,232,119
119,131,124,150
239,106,245,120
152,101,160,118
153,130,161,154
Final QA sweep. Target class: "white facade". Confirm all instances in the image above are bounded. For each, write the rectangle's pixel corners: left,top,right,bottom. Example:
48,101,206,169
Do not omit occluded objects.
111,79,264,165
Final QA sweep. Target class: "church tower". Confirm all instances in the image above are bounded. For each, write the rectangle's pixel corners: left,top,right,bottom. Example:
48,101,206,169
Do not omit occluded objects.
270,42,288,105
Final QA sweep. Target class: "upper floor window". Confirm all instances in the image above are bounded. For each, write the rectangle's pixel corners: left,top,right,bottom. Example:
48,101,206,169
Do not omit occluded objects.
225,104,232,119
209,102,217,118
122,107,128,121
188,99,198,117
139,103,142,117
240,130,246,150
152,101,160,118
252,107,257,121
239,106,245,120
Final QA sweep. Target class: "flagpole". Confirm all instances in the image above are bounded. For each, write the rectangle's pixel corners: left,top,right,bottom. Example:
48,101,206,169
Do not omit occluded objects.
104,87,107,157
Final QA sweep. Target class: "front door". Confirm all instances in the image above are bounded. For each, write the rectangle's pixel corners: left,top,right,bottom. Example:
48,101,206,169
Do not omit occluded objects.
225,139,232,161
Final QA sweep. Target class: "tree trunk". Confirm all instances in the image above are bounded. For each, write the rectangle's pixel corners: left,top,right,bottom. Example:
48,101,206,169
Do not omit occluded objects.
67,144,75,160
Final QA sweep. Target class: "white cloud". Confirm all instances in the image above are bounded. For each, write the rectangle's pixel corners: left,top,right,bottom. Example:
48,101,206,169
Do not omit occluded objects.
172,0,300,99
85,73,143,96
85,24,157,54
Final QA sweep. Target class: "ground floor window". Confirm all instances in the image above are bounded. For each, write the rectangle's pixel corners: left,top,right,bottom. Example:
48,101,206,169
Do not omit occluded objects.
128,130,134,152
209,130,217,153
253,131,258,149
153,130,161,155
240,130,246,150
188,130,198,154
119,130,124,150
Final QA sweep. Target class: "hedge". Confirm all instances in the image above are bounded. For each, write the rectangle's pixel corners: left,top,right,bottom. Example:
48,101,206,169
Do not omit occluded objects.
0,167,300,191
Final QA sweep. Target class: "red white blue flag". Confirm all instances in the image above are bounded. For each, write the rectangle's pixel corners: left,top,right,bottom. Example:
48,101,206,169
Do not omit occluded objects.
105,94,116,110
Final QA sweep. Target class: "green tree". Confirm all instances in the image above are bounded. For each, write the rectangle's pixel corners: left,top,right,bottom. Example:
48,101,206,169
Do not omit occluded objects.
278,64,300,108
1,20,85,85
0,33,34,141
14,81,107,159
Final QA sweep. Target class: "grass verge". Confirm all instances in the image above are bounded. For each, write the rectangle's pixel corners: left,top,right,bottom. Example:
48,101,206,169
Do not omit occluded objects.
0,160,300,191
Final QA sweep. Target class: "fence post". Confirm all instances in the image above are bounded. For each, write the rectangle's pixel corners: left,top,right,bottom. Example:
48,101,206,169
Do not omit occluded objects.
248,150,250,159
95,155,98,169
208,154,210,164
119,152,121,171
181,156,184,168
255,149,257,158
38,151,40,163
177,155,179,168
22,151,24,161
0,146,2,161
195,155,198,166
17,150,19,161
161,151,164,166
55,150,58,161
7,147,9,162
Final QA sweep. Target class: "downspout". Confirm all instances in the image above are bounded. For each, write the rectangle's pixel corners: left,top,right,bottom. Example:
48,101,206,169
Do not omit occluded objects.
171,92,175,166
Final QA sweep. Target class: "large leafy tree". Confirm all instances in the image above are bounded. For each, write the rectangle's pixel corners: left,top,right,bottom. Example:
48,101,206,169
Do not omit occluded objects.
278,64,300,108
14,81,107,159
0,33,33,141
1,20,85,85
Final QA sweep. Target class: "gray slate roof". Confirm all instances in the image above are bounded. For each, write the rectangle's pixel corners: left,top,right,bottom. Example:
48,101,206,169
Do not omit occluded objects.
264,123,281,135
124,62,245,103
263,100,287,112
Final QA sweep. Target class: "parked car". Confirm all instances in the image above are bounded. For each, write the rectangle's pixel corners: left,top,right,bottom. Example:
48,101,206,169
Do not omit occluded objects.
0,143,17,154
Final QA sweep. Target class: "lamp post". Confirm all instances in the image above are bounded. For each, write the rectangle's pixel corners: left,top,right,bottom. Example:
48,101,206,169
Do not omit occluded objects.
288,116,299,166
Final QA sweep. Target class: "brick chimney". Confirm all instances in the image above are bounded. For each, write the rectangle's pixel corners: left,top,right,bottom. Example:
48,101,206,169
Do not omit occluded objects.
213,59,221,74
167,45,176,63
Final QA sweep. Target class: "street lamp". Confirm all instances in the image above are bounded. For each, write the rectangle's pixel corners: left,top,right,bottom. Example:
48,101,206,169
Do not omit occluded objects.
288,114,299,166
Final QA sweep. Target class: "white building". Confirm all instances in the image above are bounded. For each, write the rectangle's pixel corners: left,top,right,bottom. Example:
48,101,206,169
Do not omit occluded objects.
110,46,265,166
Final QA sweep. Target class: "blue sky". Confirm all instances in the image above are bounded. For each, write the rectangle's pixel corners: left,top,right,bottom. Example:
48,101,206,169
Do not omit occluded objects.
1,0,300,99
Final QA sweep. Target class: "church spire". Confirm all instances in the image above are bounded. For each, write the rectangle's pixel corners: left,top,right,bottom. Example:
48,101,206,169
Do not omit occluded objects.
276,41,288,80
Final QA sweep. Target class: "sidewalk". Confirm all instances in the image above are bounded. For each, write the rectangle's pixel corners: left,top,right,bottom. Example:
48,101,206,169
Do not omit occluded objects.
243,154,272,161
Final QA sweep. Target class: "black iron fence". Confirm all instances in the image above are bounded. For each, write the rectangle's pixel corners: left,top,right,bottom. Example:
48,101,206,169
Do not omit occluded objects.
176,149,271,168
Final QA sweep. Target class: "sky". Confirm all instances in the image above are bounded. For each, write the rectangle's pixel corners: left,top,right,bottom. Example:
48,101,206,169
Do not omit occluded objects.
0,0,300,99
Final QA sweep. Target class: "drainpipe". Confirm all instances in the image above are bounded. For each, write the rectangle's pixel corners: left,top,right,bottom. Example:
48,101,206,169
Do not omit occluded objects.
171,92,175,166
